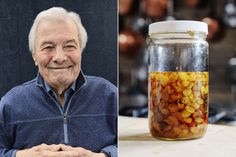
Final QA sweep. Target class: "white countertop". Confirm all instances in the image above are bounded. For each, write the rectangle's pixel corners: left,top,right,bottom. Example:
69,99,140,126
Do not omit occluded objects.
119,116,236,157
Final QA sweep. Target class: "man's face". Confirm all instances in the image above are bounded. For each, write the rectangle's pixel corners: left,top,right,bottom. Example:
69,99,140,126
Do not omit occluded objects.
34,19,81,89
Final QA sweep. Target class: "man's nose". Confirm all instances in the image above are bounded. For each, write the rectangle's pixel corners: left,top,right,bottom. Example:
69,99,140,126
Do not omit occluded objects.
53,47,67,63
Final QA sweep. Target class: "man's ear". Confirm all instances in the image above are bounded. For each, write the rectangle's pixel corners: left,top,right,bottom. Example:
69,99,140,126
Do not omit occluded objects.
32,53,38,66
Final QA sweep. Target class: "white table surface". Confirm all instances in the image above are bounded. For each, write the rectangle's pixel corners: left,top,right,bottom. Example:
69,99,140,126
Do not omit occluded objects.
119,116,236,157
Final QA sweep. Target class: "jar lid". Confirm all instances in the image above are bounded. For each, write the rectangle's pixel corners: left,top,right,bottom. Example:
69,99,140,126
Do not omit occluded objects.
149,20,208,36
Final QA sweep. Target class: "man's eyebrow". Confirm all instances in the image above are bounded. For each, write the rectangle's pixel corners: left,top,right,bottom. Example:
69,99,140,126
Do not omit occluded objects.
64,39,78,46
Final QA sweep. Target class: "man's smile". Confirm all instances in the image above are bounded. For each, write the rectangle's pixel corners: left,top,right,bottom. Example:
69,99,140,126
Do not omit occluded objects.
48,65,73,70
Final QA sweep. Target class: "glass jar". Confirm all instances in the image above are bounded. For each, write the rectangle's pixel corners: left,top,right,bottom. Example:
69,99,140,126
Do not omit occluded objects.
148,21,209,140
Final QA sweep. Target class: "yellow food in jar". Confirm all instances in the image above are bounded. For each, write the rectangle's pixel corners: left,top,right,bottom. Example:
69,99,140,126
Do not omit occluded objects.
149,72,208,140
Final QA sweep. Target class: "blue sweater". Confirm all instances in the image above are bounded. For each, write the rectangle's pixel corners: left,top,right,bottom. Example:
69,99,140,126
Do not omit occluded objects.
0,73,117,157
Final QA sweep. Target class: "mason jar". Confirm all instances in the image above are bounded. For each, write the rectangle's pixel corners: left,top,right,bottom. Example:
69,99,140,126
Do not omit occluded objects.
148,21,209,140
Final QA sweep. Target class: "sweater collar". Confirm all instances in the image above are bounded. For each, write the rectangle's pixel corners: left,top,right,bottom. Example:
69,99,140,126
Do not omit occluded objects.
36,70,86,92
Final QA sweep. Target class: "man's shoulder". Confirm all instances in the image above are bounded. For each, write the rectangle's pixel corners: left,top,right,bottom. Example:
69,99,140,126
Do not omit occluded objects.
84,75,117,88
83,75,117,93
11,78,36,91
1,78,37,100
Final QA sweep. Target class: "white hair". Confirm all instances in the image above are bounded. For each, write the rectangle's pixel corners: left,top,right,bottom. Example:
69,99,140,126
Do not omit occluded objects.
28,7,88,53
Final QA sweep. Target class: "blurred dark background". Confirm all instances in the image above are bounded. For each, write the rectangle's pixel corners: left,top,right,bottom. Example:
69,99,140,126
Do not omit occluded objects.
0,0,117,98
119,0,236,125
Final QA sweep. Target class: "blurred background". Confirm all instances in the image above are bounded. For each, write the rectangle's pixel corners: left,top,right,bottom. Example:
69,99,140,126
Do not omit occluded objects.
119,0,236,125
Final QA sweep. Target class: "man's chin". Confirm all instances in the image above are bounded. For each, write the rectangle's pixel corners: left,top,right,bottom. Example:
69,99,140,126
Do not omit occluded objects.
55,77,72,85
49,75,73,86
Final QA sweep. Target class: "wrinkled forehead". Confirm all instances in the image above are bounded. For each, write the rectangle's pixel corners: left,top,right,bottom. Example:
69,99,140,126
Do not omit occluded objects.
36,18,79,44
37,17,78,34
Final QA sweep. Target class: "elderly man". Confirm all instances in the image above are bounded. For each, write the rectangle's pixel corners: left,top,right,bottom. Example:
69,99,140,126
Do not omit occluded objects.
0,7,117,157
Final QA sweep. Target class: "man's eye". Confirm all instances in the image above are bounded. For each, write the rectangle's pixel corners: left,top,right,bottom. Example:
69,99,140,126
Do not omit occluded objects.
42,46,54,51
65,45,76,49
